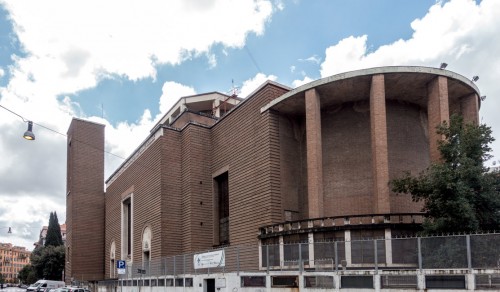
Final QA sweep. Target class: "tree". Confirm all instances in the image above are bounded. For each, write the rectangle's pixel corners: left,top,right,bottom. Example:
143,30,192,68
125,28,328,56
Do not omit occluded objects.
30,212,65,280
18,265,37,284
391,114,500,234
45,212,63,247
31,245,65,280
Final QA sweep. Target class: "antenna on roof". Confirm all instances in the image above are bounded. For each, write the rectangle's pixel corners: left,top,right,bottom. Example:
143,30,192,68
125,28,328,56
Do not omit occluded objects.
229,79,240,97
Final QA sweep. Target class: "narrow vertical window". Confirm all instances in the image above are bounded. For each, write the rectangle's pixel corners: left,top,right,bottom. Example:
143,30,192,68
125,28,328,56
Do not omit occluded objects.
122,197,132,258
142,227,152,266
215,172,229,245
110,241,116,278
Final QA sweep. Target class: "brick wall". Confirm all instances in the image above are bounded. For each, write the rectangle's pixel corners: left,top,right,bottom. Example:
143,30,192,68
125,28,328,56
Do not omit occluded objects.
66,118,105,282
386,101,428,213
278,100,429,218
180,124,213,252
104,133,163,276
211,83,287,246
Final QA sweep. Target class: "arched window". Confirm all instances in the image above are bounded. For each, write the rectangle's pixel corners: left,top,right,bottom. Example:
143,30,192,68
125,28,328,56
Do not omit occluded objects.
110,241,116,278
142,227,152,265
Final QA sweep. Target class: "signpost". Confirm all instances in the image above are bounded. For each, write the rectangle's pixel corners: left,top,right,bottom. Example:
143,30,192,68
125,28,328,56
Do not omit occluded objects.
116,260,126,275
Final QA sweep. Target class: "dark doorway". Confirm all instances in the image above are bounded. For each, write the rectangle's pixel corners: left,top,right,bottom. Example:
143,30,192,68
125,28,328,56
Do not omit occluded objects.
205,278,215,292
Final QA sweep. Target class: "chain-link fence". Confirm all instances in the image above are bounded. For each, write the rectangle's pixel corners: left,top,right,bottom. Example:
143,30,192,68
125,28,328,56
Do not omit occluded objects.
114,233,499,280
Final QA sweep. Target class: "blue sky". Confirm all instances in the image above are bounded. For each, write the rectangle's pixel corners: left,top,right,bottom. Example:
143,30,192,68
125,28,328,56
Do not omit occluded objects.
1,0,499,249
70,0,435,123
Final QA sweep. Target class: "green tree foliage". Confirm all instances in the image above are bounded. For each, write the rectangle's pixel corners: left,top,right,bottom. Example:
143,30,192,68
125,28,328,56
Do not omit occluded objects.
30,245,65,280
391,115,500,234
45,212,63,247
30,212,66,281
18,264,37,284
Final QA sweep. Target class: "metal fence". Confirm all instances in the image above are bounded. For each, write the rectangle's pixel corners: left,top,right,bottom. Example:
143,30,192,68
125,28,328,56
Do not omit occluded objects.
116,233,500,279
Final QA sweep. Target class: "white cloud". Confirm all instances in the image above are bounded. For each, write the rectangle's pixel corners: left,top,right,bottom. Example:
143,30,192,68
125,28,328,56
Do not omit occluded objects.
290,65,296,73
298,54,321,64
0,0,276,249
0,68,4,78
207,53,217,69
1,0,274,98
292,76,313,88
239,72,278,97
274,0,285,11
319,0,500,161
158,81,197,115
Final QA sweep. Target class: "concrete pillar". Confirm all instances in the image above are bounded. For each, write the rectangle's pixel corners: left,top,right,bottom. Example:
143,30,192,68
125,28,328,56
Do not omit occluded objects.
466,273,475,290
308,232,315,268
213,99,221,118
305,88,324,218
344,230,352,266
427,76,450,162
384,228,392,265
279,236,284,268
370,74,390,214
461,93,479,125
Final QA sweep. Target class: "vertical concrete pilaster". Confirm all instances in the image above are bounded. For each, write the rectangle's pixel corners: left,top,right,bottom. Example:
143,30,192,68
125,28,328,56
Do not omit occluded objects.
427,76,450,162
279,236,284,268
461,93,479,125
305,88,324,218
384,228,393,265
213,99,221,118
308,232,315,268
344,230,352,266
370,74,390,214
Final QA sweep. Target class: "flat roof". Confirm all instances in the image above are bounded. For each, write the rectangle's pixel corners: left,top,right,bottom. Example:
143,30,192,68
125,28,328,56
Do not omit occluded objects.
261,66,480,115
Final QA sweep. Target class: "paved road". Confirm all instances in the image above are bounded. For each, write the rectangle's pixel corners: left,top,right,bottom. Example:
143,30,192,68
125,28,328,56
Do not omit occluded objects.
0,287,26,292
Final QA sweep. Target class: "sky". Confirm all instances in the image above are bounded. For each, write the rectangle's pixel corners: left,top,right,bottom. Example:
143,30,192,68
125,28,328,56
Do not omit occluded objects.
1,0,500,250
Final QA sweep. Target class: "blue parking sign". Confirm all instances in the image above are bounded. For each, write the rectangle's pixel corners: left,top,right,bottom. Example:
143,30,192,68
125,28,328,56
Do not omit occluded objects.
117,260,126,269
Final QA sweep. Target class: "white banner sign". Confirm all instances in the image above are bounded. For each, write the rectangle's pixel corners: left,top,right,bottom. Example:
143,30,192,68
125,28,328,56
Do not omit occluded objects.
193,250,225,269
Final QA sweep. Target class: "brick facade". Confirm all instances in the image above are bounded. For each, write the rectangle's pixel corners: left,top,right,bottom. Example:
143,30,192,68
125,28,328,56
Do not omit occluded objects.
66,67,481,281
66,118,105,282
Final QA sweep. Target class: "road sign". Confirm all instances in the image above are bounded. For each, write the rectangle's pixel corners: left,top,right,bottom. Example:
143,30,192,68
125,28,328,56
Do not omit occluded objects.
117,260,126,269
117,260,126,275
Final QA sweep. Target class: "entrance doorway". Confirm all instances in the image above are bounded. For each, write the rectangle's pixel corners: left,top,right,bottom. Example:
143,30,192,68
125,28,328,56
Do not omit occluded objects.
204,279,215,292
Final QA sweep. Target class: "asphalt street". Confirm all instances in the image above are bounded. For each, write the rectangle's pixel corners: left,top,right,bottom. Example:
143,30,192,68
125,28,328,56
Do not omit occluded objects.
0,287,26,292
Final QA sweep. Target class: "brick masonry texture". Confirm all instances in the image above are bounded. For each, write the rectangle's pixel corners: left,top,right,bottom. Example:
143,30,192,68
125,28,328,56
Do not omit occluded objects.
66,71,480,280
66,119,105,282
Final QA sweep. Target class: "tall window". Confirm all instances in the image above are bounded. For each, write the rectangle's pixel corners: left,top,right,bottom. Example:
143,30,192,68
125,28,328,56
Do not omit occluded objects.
215,172,229,245
122,197,132,259
110,241,116,278
142,227,151,266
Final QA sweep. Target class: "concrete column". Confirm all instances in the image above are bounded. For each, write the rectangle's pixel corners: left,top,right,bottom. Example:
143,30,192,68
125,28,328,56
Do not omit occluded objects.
384,228,392,265
213,99,221,118
370,74,390,214
279,236,284,268
344,230,352,266
427,76,450,162
305,88,324,218
461,93,479,125
308,232,315,268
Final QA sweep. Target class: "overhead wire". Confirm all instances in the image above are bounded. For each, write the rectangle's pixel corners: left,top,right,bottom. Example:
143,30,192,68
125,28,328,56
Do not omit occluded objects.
0,103,128,161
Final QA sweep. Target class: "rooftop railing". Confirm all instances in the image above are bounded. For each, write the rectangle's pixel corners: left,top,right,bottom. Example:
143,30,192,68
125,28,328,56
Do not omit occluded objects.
259,213,426,238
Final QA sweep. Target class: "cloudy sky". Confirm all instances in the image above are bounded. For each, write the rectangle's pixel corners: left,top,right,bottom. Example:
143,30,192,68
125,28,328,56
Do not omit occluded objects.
1,0,499,249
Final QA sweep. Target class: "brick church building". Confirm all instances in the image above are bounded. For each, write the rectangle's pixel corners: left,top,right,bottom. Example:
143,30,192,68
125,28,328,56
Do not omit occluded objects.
65,66,480,284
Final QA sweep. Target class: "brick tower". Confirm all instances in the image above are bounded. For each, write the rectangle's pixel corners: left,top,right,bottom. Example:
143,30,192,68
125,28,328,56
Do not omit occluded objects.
66,118,105,283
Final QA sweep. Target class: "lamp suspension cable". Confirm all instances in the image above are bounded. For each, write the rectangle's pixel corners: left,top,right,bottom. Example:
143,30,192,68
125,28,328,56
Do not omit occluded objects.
0,103,127,160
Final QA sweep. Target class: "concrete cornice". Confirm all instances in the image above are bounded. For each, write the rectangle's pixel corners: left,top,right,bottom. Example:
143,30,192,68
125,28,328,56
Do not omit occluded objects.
260,66,481,113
